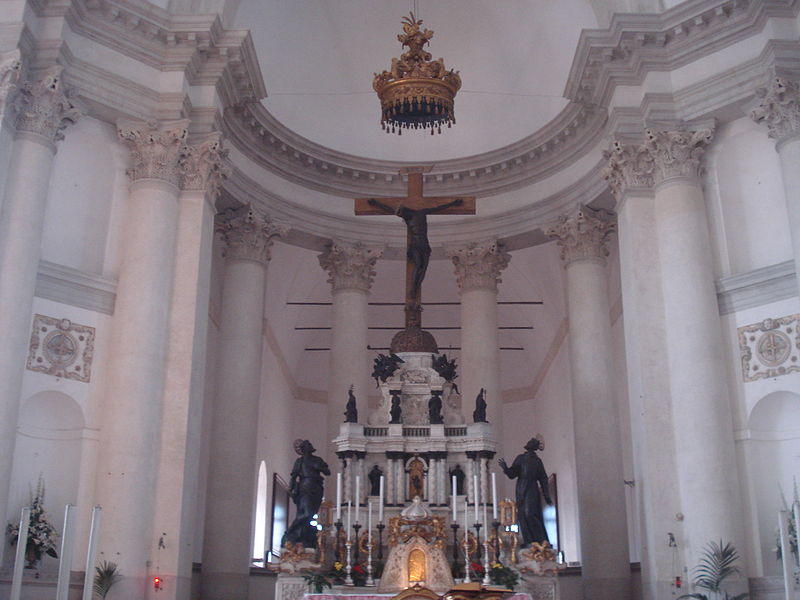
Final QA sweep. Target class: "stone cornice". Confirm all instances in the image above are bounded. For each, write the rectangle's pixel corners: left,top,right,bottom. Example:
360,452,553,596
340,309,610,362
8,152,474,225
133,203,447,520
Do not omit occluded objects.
565,0,800,107
546,205,616,265
222,98,608,199
447,240,511,293
318,242,384,293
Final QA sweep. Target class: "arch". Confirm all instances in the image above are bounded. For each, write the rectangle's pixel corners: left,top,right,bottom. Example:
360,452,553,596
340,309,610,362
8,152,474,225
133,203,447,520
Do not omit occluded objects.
8,391,84,542
743,390,800,576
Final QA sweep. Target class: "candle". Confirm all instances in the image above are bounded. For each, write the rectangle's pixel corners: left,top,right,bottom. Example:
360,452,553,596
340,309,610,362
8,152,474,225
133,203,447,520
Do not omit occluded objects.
491,473,498,520
355,475,361,524
473,474,479,522
463,498,468,533
81,506,102,600
346,501,352,541
452,475,457,521
336,472,342,521
379,476,385,523
56,504,76,600
368,500,373,545
483,500,488,533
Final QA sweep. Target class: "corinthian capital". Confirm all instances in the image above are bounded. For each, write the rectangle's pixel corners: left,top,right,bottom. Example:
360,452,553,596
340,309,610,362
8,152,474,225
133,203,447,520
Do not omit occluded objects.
216,204,289,265
601,140,654,199
546,205,616,265
13,66,80,143
447,240,510,292
318,242,384,292
645,128,714,184
751,76,800,146
117,119,189,186
0,49,21,118
179,133,231,194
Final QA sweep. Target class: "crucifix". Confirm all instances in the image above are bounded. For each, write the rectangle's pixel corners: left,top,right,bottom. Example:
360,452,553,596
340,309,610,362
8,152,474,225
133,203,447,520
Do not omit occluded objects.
355,166,475,330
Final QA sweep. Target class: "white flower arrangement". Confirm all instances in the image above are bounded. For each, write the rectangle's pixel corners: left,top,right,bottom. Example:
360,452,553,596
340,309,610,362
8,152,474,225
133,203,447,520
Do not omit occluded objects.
6,477,59,566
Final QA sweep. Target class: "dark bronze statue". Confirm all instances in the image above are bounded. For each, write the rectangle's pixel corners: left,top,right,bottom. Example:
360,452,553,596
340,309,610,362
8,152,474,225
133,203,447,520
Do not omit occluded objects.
389,390,402,424
498,437,552,547
368,465,383,496
449,464,466,495
431,353,459,394
428,390,443,424
344,386,358,423
367,197,464,305
282,439,330,548
372,353,405,386
473,387,487,423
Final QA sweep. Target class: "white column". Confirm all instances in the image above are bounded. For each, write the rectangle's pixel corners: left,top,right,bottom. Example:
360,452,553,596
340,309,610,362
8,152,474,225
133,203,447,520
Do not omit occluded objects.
0,67,79,533
646,128,745,567
447,241,510,427
319,242,383,443
751,76,800,298
547,206,631,599
603,141,683,600
0,49,21,196
93,119,187,597
152,134,228,599
201,204,287,600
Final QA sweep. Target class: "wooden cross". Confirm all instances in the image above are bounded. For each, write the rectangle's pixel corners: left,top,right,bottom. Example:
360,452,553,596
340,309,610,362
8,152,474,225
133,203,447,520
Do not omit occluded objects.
355,167,475,329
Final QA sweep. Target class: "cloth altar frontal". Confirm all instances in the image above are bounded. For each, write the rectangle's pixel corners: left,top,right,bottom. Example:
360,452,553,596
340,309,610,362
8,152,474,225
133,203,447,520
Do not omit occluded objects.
304,592,532,600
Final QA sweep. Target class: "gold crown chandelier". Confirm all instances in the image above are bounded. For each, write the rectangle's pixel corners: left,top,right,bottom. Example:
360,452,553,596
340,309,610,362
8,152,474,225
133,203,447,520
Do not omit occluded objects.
373,12,462,135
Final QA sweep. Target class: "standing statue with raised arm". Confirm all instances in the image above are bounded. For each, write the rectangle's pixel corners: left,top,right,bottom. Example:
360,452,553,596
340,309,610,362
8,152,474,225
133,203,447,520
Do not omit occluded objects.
367,197,463,306
498,437,552,547
282,439,330,549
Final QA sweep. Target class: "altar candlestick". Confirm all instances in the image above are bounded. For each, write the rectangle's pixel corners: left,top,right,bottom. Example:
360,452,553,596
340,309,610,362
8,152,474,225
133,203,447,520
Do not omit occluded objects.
463,498,468,533
10,507,30,600
379,475,384,522
368,500,373,545
347,501,352,541
473,474,479,522
452,475,457,521
491,473,498,520
336,472,342,521
483,500,488,534
355,475,361,524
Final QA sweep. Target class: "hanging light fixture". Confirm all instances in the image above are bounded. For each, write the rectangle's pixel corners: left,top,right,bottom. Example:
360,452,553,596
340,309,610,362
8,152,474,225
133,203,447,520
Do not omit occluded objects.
373,12,461,135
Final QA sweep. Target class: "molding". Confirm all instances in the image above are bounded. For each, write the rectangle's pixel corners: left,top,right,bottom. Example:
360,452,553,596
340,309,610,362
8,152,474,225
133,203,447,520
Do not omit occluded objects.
566,0,800,107
35,260,117,315
222,98,608,199
716,260,797,315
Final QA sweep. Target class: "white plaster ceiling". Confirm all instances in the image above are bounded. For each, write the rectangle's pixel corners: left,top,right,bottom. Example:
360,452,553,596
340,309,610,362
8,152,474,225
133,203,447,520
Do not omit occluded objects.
231,0,599,163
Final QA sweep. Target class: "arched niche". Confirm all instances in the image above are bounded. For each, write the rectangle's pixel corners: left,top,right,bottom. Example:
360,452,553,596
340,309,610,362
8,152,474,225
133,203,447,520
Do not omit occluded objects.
7,391,85,545
744,390,800,576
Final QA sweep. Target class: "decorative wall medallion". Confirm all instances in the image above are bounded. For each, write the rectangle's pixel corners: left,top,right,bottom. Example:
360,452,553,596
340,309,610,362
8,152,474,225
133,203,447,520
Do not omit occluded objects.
27,314,95,382
738,314,800,382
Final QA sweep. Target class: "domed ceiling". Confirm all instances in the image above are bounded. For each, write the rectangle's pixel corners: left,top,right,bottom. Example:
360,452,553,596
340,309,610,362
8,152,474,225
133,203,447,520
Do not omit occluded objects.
231,0,599,163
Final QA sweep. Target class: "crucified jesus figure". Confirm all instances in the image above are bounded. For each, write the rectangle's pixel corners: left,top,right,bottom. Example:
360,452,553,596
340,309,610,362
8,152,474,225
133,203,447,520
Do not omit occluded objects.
367,197,463,306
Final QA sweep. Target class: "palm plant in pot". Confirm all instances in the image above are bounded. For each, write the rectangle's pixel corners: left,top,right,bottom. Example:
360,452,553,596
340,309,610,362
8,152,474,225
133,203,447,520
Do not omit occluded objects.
678,540,749,600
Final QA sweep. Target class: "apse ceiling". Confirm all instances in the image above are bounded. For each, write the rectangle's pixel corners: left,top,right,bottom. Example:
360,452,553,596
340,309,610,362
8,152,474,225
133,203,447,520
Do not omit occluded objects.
231,0,600,163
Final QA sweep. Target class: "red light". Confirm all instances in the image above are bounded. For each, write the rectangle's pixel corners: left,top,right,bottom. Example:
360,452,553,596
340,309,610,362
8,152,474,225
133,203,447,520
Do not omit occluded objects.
675,576,681,588
153,576,162,590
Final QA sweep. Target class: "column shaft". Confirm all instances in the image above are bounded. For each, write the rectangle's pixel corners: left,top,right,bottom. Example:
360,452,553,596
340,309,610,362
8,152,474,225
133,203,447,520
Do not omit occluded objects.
604,140,683,600
202,205,285,600
548,207,630,599
0,69,78,533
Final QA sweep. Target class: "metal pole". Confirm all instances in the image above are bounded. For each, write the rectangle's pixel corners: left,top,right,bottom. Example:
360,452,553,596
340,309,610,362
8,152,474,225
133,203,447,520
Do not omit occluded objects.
81,506,102,600
9,507,31,600
56,504,76,600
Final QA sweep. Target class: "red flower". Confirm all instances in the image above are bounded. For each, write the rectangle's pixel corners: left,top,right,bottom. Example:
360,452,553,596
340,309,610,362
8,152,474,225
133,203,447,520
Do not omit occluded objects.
352,564,366,576
470,562,484,575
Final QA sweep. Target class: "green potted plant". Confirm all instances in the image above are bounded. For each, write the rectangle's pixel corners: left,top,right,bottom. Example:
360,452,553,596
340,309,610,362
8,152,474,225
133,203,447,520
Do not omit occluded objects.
93,561,120,599
302,570,332,594
488,561,519,590
6,478,59,569
678,540,749,600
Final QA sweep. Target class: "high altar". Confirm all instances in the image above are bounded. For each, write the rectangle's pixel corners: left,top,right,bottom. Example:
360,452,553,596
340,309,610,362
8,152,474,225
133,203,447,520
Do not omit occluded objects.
275,349,562,600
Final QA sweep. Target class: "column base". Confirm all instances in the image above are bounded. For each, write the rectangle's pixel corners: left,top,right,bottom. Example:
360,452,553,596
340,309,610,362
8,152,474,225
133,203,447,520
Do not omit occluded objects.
201,570,249,600
582,575,631,600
